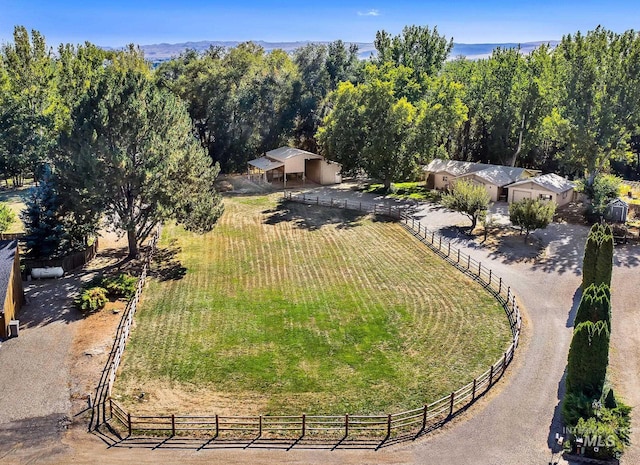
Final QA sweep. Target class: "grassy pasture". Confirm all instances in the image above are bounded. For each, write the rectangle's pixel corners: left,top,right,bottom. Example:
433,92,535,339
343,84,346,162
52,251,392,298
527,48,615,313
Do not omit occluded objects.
115,194,510,416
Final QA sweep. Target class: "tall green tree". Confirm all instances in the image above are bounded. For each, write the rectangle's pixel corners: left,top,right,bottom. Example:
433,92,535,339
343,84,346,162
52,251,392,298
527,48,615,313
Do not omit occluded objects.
565,320,610,399
574,283,611,329
374,25,453,77
57,68,224,257
20,167,67,259
544,27,640,181
0,26,57,185
582,224,614,288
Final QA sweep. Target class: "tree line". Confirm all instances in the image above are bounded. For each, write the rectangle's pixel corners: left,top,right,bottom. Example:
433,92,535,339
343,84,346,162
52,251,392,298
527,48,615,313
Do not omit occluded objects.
1,24,640,256
0,27,223,258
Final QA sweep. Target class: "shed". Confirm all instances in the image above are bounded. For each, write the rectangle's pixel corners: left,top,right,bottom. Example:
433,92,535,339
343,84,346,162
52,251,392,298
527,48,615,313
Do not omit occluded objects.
0,240,24,338
248,147,342,186
604,198,629,223
507,173,575,206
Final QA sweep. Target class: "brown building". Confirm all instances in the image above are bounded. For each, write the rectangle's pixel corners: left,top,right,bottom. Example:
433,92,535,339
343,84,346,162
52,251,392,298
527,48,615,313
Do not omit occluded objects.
0,240,24,338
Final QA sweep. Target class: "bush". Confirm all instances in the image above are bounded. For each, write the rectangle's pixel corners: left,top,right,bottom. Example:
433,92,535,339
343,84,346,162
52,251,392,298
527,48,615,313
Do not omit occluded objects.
508,198,556,240
101,273,137,299
564,406,631,459
76,286,108,312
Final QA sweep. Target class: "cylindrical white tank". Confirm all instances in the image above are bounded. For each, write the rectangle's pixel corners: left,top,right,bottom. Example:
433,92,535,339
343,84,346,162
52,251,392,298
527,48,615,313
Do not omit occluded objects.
31,267,64,279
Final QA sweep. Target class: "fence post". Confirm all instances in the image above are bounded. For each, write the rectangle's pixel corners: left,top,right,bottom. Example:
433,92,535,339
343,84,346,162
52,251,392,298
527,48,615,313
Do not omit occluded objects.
171,414,176,436
316,196,319,205
259,415,263,436
499,277,502,294
478,262,481,276
388,206,392,216
431,231,435,243
359,202,362,211
449,392,455,417
489,365,494,386
507,286,511,302
488,269,492,285
345,414,349,437
422,405,428,432
503,352,508,372
467,255,471,269
387,414,392,438
472,379,477,400
215,414,219,437
302,193,305,201
330,198,333,206
457,249,460,263
345,199,348,209
127,412,132,437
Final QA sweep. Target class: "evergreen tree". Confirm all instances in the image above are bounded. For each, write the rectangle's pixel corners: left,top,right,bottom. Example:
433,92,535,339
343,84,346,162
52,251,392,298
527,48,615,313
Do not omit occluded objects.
582,224,602,288
21,167,67,259
565,320,610,399
574,283,611,329
595,224,614,287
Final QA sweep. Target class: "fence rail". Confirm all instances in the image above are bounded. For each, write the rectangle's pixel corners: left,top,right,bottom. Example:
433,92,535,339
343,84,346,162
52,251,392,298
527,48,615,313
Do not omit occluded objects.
90,230,160,430
100,193,521,443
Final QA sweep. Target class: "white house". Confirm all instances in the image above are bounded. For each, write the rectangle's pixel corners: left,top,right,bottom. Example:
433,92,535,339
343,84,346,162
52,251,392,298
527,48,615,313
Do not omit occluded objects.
506,173,576,206
423,159,540,202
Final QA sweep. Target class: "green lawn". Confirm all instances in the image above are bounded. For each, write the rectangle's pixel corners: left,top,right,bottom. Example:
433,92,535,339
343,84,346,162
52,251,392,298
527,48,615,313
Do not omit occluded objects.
115,194,510,416
0,183,32,233
363,181,441,202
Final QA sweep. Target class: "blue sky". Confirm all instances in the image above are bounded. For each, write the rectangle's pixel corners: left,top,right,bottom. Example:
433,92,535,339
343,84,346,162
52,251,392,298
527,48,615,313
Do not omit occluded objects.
1,0,637,47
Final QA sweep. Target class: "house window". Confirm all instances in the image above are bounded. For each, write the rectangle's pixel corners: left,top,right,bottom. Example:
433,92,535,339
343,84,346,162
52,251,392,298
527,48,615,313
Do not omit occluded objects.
539,194,553,201
562,192,567,199
442,176,448,182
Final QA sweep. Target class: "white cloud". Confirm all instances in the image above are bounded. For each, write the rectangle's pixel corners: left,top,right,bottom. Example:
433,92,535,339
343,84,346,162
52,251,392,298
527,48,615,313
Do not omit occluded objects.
358,9,380,17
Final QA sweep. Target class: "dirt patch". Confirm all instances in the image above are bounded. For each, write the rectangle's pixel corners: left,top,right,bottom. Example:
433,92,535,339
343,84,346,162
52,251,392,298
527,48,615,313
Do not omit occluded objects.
112,385,270,417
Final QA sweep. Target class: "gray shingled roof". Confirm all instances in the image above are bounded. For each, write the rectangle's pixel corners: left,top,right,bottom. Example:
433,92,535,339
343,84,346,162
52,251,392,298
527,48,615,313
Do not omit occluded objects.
508,173,576,193
423,158,539,186
423,158,486,176
0,240,18,313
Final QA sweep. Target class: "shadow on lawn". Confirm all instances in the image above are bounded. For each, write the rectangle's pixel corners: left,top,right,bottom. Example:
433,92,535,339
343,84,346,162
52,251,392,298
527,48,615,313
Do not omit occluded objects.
262,201,372,231
151,240,187,281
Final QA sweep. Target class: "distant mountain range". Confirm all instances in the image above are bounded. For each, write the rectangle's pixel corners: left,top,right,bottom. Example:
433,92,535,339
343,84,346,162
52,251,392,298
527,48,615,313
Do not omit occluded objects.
131,40,560,63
